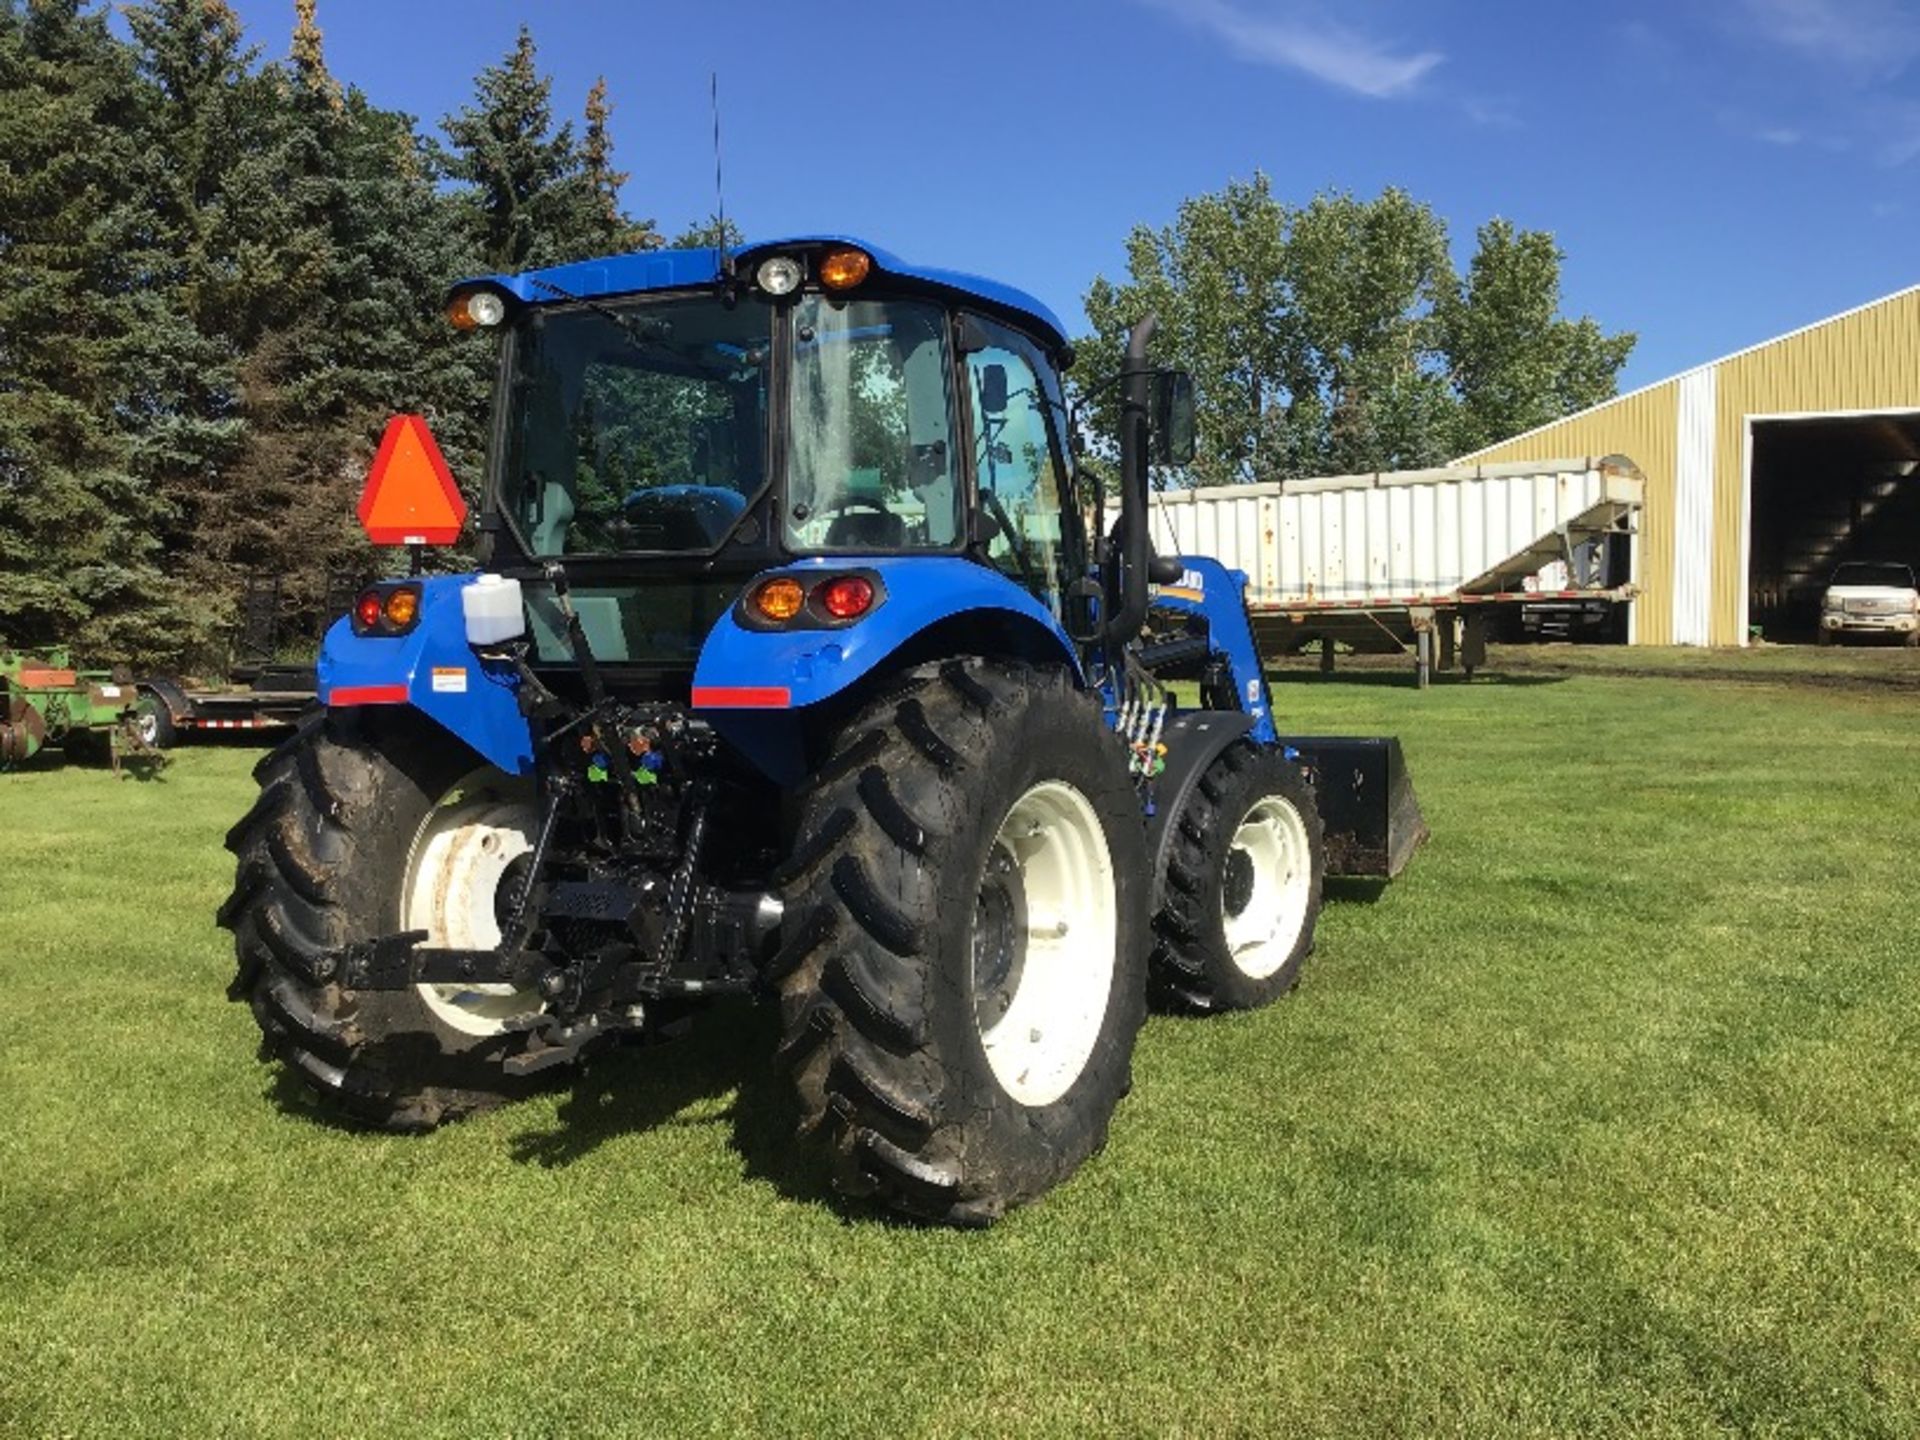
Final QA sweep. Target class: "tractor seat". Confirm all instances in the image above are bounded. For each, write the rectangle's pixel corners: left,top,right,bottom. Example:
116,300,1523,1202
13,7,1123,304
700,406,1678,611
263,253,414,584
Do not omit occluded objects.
823,509,907,549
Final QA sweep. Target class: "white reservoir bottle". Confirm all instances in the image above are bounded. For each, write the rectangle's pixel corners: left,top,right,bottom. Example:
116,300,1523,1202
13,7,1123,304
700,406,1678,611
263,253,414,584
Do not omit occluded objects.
462,573,526,645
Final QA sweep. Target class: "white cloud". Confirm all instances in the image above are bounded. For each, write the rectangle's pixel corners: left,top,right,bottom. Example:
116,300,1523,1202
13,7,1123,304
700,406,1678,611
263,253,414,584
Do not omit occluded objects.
1736,0,1920,78
1463,96,1522,129
1137,0,1443,99
1755,125,1803,145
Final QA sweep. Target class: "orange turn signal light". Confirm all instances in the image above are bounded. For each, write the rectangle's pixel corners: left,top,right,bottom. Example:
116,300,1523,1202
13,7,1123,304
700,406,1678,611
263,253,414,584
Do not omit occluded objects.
384,587,420,628
818,248,871,291
753,577,806,622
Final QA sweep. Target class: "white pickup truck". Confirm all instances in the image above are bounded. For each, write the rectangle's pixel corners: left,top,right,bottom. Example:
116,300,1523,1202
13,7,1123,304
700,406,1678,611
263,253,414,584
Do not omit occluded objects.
1818,561,1920,646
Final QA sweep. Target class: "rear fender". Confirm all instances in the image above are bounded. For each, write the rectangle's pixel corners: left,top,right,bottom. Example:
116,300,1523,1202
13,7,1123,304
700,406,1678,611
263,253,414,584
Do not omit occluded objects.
316,574,535,775
693,556,1082,785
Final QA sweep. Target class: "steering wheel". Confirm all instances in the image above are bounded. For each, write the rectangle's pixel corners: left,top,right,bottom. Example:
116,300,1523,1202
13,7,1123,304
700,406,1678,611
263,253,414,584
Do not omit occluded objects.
823,496,894,519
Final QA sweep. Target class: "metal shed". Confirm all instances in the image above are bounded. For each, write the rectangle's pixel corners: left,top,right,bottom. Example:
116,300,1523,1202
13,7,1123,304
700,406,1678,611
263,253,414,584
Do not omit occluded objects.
1457,283,1920,646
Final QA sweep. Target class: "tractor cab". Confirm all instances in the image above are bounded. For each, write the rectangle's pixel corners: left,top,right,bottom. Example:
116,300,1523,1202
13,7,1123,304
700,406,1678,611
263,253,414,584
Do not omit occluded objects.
454,239,1091,690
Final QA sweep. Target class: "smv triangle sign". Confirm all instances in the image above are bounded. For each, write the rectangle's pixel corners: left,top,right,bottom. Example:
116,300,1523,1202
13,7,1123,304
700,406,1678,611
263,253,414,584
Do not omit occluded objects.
357,414,468,546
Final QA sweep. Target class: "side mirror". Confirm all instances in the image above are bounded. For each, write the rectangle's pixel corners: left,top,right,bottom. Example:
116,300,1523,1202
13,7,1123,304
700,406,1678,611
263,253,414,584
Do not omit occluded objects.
1150,370,1195,466
980,363,1009,416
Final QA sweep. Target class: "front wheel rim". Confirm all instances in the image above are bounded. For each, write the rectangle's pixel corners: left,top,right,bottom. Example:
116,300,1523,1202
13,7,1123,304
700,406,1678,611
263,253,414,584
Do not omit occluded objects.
973,781,1118,1108
401,771,546,1037
1221,795,1313,979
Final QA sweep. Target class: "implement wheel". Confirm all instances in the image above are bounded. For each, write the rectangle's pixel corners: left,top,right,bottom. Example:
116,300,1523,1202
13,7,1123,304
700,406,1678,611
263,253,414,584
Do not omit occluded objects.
220,712,548,1129
774,660,1148,1226
1152,741,1325,1012
134,692,178,749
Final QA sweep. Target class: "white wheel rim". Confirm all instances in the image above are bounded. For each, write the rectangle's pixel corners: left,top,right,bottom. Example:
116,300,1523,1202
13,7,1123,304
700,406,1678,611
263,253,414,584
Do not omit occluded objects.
136,708,159,746
401,771,546,1037
973,781,1118,1108
1221,795,1313,979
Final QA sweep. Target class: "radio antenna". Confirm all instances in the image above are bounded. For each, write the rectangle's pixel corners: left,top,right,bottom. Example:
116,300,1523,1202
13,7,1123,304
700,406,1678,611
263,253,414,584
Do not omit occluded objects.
709,71,733,278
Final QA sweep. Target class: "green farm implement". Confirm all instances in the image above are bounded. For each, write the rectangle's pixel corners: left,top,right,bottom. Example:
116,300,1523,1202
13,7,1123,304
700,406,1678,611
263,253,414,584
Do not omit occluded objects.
1,648,144,771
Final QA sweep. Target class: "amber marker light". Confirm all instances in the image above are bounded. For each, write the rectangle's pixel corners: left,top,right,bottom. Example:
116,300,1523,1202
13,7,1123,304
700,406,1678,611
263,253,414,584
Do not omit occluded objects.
817,248,871,291
817,575,876,620
753,576,806,622
384,586,420,628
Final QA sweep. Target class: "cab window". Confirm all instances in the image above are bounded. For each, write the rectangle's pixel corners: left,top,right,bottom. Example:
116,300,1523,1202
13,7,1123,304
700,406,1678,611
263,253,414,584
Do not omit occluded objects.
785,295,961,551
963,318,1075,605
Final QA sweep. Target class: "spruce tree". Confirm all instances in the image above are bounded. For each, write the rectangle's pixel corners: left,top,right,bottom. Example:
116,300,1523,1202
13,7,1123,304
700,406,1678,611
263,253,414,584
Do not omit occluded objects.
581,76,658,255
441,26,594,272
121,0,284,657
0,0,186,664
219,0,488,634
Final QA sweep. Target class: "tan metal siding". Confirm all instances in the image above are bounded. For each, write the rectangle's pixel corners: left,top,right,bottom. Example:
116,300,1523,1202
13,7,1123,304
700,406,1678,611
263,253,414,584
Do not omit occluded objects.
1462,381,1681,643
1711,289,1920,644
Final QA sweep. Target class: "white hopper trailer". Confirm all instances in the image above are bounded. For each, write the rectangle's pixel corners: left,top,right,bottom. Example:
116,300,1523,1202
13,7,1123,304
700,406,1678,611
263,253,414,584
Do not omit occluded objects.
1148,456,1645,686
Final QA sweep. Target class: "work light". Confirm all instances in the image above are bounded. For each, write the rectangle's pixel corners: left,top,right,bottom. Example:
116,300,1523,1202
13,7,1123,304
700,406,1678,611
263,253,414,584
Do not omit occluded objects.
756,256,802,296
447,289,507,330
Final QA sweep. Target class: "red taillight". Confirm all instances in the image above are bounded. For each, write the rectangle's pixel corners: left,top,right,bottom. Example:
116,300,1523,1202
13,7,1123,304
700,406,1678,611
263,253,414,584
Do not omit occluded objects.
355,591,384,629
818,575,875,620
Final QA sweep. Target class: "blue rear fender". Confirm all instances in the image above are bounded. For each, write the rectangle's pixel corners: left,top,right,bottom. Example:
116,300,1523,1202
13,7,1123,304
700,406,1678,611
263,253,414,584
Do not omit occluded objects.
316,573,536,776
692,556,1083,783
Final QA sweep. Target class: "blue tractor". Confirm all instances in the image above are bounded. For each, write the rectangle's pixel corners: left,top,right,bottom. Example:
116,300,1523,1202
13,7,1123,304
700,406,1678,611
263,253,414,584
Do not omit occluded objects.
220,238,1424,1225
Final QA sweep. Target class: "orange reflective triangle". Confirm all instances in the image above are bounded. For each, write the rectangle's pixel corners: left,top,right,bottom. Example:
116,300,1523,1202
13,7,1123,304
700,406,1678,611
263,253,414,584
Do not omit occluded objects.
357,414,468,545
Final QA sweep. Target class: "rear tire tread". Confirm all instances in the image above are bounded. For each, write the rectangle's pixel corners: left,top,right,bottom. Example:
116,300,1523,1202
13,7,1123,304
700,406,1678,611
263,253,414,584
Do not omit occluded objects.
777,660,1147,1224
220,717,537,1131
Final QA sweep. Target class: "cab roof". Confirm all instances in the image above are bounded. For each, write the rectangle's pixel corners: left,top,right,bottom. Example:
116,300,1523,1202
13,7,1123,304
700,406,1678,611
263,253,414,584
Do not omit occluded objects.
469,234,1071,351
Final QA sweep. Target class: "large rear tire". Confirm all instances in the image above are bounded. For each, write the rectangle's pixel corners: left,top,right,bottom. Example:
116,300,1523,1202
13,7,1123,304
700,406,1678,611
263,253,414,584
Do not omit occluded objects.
1151,741,1325,1012
220,712,548,1130
774,660,1149,1226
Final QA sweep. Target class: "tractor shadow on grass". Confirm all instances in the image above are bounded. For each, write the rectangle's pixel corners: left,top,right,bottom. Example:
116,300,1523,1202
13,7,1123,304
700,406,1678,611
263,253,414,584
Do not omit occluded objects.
503,1001,841,1210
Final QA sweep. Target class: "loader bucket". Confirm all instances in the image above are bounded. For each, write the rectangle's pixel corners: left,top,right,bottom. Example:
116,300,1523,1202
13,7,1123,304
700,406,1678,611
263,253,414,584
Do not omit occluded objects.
1279,736,1428,879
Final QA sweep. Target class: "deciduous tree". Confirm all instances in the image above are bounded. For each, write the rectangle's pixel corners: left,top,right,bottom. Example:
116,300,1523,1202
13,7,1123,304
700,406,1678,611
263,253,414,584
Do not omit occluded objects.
1079,175,1635,486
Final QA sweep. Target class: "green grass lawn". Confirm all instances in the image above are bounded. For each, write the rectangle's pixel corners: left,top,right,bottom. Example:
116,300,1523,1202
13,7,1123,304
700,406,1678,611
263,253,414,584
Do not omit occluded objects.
3,654,1918,1436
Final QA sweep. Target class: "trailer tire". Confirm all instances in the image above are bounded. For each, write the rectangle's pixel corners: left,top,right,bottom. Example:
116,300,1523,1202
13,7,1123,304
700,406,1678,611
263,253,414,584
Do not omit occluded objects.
1151,741,1324,1012
775,660,1148,1226
220,711,546,1130
135,691,179,749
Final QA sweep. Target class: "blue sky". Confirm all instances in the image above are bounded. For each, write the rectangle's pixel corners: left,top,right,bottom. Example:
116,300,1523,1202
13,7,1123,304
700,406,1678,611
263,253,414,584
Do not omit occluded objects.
219,0,1919,390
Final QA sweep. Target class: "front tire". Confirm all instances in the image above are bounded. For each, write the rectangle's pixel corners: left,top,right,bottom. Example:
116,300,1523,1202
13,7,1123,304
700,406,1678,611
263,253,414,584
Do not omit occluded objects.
220,712,548,1129
774,660,1149,1225
1152,741,1325,1012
